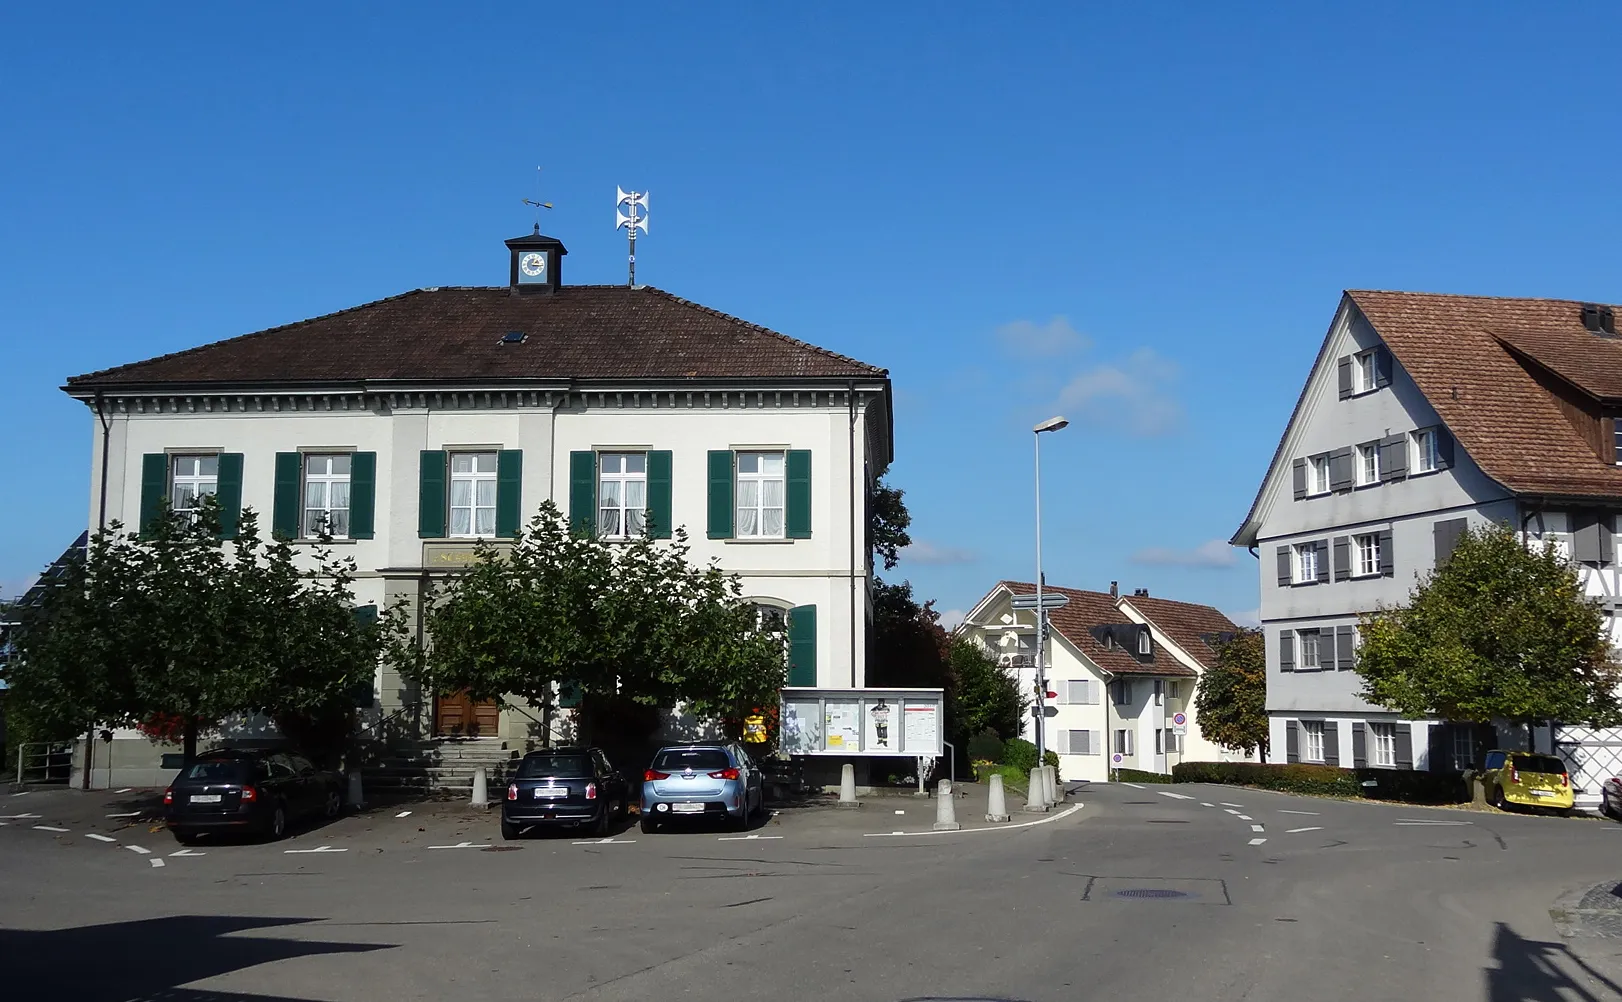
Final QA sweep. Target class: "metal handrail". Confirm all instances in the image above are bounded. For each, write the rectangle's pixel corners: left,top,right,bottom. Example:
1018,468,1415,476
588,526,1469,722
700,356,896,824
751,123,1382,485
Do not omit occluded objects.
15,741,73,786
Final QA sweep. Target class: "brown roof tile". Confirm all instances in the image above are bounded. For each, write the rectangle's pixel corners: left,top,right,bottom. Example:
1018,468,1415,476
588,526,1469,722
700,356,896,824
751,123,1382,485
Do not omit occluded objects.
995,581,1197,678
1118,594,1240,671
65,285,886,389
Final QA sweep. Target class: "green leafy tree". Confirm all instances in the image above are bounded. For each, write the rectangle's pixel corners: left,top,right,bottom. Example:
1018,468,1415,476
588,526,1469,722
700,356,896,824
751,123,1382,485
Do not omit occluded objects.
1195,628,1269,760
948,637,1025,742
7,499,379,763
869,478,913,571
386,501,785,741
1356,522,1622,730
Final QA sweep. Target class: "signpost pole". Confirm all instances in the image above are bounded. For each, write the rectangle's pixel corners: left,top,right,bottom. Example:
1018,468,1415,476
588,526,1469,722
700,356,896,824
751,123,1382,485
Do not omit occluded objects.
1033,432,1047,772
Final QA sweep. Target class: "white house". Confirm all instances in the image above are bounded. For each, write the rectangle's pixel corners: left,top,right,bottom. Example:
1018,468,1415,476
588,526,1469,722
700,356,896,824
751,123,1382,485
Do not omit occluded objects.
59,227,894,771
958,581,1246,782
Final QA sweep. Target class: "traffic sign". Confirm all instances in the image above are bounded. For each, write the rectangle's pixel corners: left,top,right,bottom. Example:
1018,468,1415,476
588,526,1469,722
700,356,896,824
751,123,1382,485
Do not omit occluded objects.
1112,753,1123,764
1172,712,1187,726
1010,593,1069,610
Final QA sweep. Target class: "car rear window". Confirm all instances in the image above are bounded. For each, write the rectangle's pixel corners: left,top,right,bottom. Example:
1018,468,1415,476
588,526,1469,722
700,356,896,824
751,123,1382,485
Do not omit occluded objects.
1514,755,1567,775
182,760,251,782
653,748,731,771
517,754,592,779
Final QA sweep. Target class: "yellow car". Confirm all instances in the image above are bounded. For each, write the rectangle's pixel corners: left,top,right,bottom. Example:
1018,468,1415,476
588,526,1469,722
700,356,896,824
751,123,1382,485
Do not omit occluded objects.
1481,750,1574,814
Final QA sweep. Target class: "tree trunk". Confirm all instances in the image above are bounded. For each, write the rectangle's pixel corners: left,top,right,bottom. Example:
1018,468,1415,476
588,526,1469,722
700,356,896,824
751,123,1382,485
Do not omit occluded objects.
183,718,198,764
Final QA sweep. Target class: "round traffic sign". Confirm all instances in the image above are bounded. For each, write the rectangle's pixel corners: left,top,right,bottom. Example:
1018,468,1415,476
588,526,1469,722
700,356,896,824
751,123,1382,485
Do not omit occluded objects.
1172,712,1187,726
1112,753,1123,764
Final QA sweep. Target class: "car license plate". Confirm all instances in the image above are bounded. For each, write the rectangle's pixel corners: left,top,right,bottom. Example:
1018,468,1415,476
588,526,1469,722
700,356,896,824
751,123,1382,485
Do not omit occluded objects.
190,794,221,804
1530,790,1554,797
534,787,566,799
672,802,704,814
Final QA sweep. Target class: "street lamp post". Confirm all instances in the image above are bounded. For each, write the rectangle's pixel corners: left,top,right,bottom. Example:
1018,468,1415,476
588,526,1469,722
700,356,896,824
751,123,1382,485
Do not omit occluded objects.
1032,416,1069,779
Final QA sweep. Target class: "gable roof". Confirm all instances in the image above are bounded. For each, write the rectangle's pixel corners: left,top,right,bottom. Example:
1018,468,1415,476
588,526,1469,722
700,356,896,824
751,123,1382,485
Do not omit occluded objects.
978,581,1197,678
65,285,887,390
1232,289,1622,546
1118,594,1240,671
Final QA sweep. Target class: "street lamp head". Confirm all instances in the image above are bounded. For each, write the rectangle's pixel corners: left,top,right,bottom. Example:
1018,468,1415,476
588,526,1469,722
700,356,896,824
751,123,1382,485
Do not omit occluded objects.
1034,416,1070,434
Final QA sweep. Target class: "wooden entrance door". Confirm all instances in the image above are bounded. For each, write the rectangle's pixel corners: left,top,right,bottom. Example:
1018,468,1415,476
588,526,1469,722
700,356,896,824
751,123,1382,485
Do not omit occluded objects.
436,691,500,736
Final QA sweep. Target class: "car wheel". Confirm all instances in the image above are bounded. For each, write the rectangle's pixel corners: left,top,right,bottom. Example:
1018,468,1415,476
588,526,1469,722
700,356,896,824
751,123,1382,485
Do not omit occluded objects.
501,819,521,840
267,804,288,841
1489,785,1507,810
640,815,661,834
594,805,610,836
173,829,198,846
323,789,343,820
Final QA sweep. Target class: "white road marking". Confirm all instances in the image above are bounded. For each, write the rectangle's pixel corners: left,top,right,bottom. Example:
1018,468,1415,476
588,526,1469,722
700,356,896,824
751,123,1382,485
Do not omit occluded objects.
1278,810,1320,815
894,810,906,815
1248,837,1268,846
864,803,1085,837
395,811,412,818
1237,815,1253,820
115,788,133,794
1220,802,1244,808
718,834,784,841
106,812,141,818
1122,782,1146,789
85,833,117,843
1200,802,1215,808
170,849,206,856
33,825,69,833
0,814,42,820
1395,821,1471,827
1286,826,1324,834
149,858,165,868
10,790,31,796
1158,791,1196,800
1250,824,1266,832
284,845,347,853
427,841,490,849
0,821,7,826
1224,809,1242,815
569,837,635,845
125,845,151,855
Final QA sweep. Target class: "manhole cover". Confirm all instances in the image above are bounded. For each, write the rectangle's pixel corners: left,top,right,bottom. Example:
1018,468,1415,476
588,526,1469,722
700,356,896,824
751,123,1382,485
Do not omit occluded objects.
1114,888,1193,900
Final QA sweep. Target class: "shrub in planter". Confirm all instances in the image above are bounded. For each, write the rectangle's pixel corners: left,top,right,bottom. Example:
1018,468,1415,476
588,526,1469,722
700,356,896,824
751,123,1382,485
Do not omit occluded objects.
1172,761,1361,797
1353,767,1469,805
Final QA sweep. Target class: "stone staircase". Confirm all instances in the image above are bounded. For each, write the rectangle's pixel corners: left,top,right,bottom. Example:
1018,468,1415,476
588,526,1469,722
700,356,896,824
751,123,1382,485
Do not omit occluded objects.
360,738,523,796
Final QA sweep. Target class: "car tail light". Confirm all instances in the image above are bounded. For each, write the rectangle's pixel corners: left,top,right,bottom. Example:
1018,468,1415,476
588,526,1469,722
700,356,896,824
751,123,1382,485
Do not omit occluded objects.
709,768,741,781
1563,773,1571,788
585,782,598,800
1510,766,1519,784
163,788,173,806
507,784,518,801
240,785,258,802
645,770,669,781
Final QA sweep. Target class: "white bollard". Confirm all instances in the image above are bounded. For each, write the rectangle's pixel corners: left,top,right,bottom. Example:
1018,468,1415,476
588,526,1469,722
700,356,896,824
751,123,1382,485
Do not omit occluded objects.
837,762,860,808
1023,767,1050,812
346,769,365,811
985,773,1011,822
933,779,961,831
1043,765,1059,806
1049,766,1063,805
471,766,489,808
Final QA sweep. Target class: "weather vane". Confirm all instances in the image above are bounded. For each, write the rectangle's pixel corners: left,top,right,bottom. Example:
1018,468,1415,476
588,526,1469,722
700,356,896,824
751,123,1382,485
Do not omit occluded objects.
616,187,648,286
521,166,552,232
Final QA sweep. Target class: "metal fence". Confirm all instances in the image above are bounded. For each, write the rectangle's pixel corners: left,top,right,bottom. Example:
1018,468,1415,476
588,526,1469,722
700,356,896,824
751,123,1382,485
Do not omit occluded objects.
14,741,73,786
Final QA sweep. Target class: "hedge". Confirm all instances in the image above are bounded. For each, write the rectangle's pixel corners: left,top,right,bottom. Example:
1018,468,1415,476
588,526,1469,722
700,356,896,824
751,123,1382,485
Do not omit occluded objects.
1114,767,1174,784
1170,761,1470,804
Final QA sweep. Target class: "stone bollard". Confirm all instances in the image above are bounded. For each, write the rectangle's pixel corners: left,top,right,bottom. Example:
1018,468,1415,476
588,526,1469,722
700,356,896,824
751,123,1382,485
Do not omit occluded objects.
836,762,861,809
471,766,489,808
985,773,1011,822
1023,767,1050,812
346,769,365,811
933,779,961,830
1044,765,1060,806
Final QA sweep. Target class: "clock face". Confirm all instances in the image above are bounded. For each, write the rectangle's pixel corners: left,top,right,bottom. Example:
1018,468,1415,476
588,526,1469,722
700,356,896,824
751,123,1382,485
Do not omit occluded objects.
519,252,547,279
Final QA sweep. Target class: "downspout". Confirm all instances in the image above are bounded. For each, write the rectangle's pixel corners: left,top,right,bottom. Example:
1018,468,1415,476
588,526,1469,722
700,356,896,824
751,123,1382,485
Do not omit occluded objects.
85,393,113,789
849,381,859,689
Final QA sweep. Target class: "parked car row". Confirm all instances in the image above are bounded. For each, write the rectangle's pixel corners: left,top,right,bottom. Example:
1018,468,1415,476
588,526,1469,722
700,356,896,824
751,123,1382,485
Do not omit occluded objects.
164,748,346,844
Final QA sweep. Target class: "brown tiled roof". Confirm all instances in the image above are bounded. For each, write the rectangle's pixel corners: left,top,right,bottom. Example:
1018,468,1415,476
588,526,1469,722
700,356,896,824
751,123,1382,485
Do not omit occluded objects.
1118,594,1239,671
65,286,886,389
1346,290,1622,498
994,581,1196,678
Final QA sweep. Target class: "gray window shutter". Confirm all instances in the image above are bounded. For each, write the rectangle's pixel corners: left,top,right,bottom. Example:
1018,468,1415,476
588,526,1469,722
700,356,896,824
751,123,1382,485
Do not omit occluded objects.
1293,458,1307,500
1322,721,1340,766
1379,529,1395,576
1606,515,1617,565
1332,536,1351,581
1427,723,1451,772
1380,434,1407,481
1329,447,1354,492
1337,356,1353,399
1277,546,1292,586
1436,427,1455,469
1434,517,1467,567
1315,540,1330,583
1319,627,1336,671
1395,723,1414,770
1375,347,1393,387
1336,625,1355,670
1286,720,1300,763
1352,722,1368,768
1574,510,1613,566
1279,630,1294,672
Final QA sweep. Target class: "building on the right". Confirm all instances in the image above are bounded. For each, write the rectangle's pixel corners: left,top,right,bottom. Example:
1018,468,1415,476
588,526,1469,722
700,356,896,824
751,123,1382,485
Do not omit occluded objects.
1232,290,1622,804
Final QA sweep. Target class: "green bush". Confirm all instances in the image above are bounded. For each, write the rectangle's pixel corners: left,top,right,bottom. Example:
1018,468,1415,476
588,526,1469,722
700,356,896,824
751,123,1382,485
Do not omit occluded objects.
978,762,1029,795
1354,767,1469,804
1044,749,1060,780
1172,761,1362,797
1115,767,1174,784
1002,737,1038,773
967,728,1004,764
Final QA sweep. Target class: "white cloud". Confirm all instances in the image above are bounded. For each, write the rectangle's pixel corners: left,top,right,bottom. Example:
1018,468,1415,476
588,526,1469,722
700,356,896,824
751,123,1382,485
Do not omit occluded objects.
995,316,1088,358
937,608,967,630
900,540,979,565
1055,347,1184,437
1228,607,1261,628
1129,539,1237,569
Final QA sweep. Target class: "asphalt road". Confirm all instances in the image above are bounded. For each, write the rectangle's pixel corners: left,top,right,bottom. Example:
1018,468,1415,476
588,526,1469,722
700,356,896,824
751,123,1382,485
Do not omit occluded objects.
5,781,1622,1002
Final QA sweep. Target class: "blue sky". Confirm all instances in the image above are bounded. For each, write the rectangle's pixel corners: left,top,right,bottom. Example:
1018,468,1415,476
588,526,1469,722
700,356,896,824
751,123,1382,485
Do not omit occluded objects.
5,5,1622,625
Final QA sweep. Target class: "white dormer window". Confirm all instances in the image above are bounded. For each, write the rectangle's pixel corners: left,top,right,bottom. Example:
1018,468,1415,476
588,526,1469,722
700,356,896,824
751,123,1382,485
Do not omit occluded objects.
1354,350,1378,393
1138,631,1151,655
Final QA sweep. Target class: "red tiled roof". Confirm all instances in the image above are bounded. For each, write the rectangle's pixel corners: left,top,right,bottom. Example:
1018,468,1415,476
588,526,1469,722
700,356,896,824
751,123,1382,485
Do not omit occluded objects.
65,285,886,389
993,581,1197,678
1117,594,1240,671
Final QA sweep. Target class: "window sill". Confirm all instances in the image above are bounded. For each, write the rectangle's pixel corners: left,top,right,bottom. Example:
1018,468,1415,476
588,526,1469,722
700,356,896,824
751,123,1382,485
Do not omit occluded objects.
1409,467,1440,479
1290,580,1320,587
289,538,359,546
1353,481,1381,490
723,537,798,545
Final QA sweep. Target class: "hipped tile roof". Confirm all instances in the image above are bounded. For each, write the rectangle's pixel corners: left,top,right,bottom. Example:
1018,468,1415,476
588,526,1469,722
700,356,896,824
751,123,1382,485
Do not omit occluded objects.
992,581,1229,678
65,285,886,389
1117,594,1241,671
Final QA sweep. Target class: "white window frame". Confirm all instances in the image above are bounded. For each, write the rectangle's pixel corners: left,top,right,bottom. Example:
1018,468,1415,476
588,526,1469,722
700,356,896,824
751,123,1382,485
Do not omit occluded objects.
1309,454,1331,495
1452,727,1475,771
1354,349,1378,393
1301,720,1325,763
1064,680,1095,705
449,452,499,539
1293,542,1318,584
1167,729,1183,754
1114,728,1134,756
1370,722,1396,768
1167,681,1181,701
1154,728,1164,755
1152,679,1163,705
1299,630,1320,670
1411,428,1439,475
735,451,786,539
1065,729,1097,755
301,453,352,539
1356,442,1380,486
1355,533,1381,577
597,452,648,539
170,454,218,521
1138,631,1152,656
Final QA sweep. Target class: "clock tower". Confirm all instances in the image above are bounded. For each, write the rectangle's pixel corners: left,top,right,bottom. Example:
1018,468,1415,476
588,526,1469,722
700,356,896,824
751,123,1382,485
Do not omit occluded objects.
505,225,567,295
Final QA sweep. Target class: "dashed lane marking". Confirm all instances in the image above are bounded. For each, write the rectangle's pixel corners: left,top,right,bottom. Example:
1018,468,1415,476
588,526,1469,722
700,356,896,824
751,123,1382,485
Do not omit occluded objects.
1286,827,1324,834
1251,824,1266,832
1200,802,1215,808
125,845,151,855
395,811,412,818
1158,791,1196,800
569,838,635,845
115,788,133,794
718,834,783,841
1395,821,1471,827
1224,809,1242,815
106,812,141,818
1,814,42,820
427,842,491,849
85,833,117,843
149,858,165,868
284,846,347,853
1279,810,1320,816
33,825,69,833
1220,802,1244,808
9,790,31,796
1122,782,1146,790
1248,837,1268,846
1237,815,1253,821
170,849,205,857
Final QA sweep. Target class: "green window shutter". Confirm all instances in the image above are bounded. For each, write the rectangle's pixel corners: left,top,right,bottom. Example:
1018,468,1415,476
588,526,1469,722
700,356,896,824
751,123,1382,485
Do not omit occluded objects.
352,603,378,626
418,451,447,539
707,450,734,539
348,452,377,539
216,453,244,539
139,453,168,537
272,453,302,539
787,604,817,687
786,449,812,539
646,450,673,539
496,449,523,538
569,451,596,536
557,679,583,709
